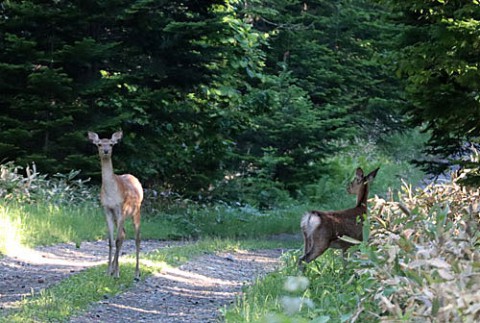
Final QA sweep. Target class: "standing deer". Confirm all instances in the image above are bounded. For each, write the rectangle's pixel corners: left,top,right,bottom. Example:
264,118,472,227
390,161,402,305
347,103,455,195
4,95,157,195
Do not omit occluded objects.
88,131,143,279
298,167,379,267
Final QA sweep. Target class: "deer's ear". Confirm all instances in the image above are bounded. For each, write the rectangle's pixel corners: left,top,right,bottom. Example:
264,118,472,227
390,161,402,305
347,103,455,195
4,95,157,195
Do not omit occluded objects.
355,167,364,179
111,131,123,144
88,132,100,144
366,167,379,182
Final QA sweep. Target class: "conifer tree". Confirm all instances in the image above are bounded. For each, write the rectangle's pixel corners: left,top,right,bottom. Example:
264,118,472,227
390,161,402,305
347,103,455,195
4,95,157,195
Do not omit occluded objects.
379,0,480,177
229,0,405,193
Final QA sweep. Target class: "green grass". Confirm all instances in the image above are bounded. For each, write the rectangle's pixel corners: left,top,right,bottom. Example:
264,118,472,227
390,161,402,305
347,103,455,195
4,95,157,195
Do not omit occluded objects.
0,203,105,255
0,200,306,257
168,204,311,239
134,202,311,242
224,249,380,323
1,238,297,322
2,264,150,323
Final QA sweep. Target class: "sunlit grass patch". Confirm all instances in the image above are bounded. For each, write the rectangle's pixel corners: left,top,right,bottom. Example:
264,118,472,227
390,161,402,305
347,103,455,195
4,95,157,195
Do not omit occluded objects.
0,204,25,256
0,202,105,255
20,203,105,246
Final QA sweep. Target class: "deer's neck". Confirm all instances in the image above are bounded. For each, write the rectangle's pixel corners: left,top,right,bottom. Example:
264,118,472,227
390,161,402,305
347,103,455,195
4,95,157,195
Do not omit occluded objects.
356,184,369,210
100,157,119,192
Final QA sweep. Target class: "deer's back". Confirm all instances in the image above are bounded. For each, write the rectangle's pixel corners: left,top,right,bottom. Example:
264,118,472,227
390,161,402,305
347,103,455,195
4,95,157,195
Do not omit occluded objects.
117,174,143,203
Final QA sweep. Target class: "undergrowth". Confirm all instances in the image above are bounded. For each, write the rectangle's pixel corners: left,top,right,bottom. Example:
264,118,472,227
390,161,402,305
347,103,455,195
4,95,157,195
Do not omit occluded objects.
360,171,480,321
0,162,96,205
225,170,480,322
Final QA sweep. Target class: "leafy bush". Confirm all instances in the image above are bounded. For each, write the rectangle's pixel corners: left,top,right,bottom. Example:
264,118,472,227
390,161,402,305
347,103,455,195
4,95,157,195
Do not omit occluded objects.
0,162,97,205
354,171,480,321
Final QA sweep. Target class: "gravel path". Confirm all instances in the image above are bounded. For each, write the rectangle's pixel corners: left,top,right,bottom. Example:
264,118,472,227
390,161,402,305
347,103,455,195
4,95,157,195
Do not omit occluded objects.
0,240,288,322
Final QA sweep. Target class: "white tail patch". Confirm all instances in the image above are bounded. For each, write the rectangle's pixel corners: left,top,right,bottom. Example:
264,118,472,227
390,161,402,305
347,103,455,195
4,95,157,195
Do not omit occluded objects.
301,212,321,237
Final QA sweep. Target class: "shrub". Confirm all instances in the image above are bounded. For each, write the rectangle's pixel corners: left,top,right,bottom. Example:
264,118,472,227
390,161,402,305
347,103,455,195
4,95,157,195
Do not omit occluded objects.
355,171,480,321
0,162,97,205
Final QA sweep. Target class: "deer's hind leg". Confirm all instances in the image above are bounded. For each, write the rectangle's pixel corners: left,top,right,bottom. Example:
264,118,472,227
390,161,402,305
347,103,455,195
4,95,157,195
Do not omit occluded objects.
304,239,329,264
298,229,312,265
303,226,330,264
112,208,125,279
133,207,141,280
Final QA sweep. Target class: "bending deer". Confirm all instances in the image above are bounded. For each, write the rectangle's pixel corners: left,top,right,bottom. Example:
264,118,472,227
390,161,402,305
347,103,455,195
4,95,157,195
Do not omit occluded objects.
88,131,143,279
298,167,379,267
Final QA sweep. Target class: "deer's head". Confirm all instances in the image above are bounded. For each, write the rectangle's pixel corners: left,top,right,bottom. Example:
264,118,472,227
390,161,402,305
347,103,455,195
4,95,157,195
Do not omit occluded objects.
88,131,123,159
347,167,379,195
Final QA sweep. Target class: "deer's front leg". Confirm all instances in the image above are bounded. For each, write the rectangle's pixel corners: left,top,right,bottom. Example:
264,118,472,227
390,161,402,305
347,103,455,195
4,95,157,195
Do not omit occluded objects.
105,208,115,276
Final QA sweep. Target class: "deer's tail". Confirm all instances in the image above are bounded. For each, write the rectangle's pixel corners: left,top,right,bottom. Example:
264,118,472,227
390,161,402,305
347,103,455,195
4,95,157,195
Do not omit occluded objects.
301,211,322,238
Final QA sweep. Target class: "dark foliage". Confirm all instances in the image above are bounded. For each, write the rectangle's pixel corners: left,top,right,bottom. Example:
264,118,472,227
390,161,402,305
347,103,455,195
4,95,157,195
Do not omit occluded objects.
379,0,480,177
0,0,412,199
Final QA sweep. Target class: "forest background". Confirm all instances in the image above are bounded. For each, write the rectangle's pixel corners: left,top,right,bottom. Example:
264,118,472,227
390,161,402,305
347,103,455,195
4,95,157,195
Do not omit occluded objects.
2,0,479,204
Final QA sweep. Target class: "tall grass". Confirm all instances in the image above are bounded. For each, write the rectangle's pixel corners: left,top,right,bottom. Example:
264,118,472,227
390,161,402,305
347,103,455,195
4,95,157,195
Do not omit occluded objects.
0,196,305,256
0,163,107,254
164,203,310,239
